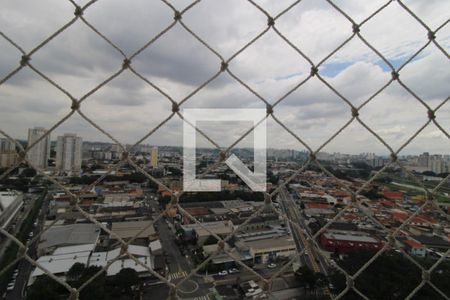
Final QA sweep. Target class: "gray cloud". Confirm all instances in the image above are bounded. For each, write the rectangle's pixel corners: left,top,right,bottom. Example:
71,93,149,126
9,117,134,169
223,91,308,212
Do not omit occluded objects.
0,0,449,155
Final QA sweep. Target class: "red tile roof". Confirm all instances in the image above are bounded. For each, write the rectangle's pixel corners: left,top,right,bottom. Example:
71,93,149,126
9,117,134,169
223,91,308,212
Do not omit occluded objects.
403,239,423,248
306,203,332,209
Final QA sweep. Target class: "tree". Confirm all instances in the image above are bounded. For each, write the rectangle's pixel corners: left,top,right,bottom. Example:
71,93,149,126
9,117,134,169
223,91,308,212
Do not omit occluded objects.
314,272,328,292
203,235,219,246
66,262,86,282
295,266,316,291
113,268,139,295
26,275,65,300
78,266,106,300
422,171,436,177
21,167,37,178
66,265,106,300
328,250,450,300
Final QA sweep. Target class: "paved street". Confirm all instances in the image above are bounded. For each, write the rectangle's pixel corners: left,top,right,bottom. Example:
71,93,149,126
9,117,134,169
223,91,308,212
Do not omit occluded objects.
151,204,213,300
0,196,33,258
278,186,331,297
5,192,48,300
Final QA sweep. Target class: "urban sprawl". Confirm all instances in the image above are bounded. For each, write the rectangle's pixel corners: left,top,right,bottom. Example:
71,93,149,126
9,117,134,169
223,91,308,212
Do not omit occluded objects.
0,127,449,300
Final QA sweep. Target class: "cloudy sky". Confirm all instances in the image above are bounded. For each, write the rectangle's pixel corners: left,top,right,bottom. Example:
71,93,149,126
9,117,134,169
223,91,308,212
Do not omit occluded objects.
0,0,449,155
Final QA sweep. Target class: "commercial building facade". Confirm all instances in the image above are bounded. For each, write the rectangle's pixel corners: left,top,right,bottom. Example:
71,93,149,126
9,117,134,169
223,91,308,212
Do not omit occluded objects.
320,230,384,252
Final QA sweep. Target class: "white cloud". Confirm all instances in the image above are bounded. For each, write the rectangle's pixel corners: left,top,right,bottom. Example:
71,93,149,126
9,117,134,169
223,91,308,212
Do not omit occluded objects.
0,0,449,155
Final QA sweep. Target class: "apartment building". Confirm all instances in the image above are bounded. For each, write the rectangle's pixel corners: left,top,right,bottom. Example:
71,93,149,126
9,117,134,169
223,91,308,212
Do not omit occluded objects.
27,127,51,169
56,133,83,175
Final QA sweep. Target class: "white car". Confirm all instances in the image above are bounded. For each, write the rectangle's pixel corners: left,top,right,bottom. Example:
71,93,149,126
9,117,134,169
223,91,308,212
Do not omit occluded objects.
229,268,239,274
268,263,277,269
218,270,228,276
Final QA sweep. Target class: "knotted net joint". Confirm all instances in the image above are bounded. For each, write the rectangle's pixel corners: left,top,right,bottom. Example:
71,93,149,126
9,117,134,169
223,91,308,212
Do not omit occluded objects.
17,245,27,258
390,153,397,163
174,11,182,21
18,150,27,161
391,71,399,80
387,235,396,248
310,66,318,76
121,151,129,160
69,195,77,207
262,280,270,291
427,31,436,40
220,61,228,72
217,240,225,251
426,192,434,202
171,102,179,113
120,244,128,255
71,99,80,110
219,151,227,162
422,270,430,282
351,107,359,117
74,6,83,17
122,58,131,69
264,194,272,205
309,153,316,161
20,55,30,67
351,194,357,203
352,23,360,33
170,195,178,206
68,290,78,300
267,16,275,27
168,287,177,300
427,109,435,120
266,104,273,115
346,276,355,288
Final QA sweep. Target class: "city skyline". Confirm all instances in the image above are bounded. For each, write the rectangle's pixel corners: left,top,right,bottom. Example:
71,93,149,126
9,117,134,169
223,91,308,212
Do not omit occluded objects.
3,133,450,157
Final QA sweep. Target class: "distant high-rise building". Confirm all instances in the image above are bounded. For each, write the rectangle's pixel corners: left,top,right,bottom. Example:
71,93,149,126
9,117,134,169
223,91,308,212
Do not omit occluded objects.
429,157,446,174
27,127,51,169
151,147,158,168
56,133,82,174
418,152,429,167
0,138,17,168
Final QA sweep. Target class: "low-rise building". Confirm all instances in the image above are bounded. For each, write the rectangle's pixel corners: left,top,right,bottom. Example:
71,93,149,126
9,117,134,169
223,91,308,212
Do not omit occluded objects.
29,244,154,285
320,230,384,253
89,245,154,277
243,234,296,264
181,220,234,246
38,224,101,256
402,239,426,257
110,220,156,241
0,190,23,227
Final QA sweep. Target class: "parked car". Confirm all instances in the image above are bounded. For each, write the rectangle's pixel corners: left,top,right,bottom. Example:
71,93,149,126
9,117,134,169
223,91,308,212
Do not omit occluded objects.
229,268,239,274
218,270,228,276
268,263,277,269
